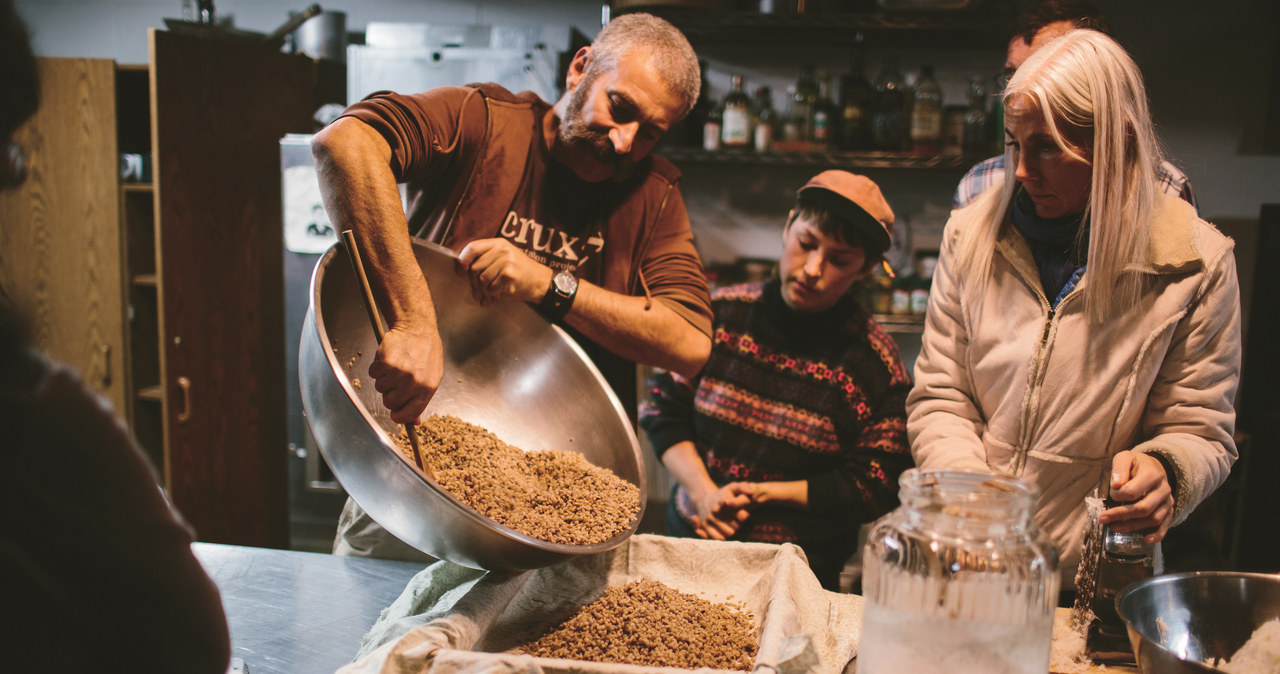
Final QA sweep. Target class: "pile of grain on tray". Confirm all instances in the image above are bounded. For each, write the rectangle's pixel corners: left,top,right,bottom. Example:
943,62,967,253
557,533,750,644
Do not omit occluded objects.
394,414,640,546
519,579,758,670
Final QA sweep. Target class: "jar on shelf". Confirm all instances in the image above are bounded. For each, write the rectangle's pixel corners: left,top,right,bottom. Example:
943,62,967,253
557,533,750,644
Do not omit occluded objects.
858,470,1060,674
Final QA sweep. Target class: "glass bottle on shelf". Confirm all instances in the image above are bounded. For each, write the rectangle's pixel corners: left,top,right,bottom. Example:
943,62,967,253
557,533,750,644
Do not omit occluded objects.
909,65,943,156
752,86,776,152
781,84,802,145
866,264,895,315
721,74,752,149
963,76,989,156
912,253,937,316
703,102,723,151
910,277,930,316
891,273,914,316
871,56,907,152
942,105,967,157
811,69,837,150
677,59,714,148
839,32,874,151
790,64,819,149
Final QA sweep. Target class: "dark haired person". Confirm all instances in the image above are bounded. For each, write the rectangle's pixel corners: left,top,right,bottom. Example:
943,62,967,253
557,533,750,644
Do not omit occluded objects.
639,171,913,591
0,1,230,670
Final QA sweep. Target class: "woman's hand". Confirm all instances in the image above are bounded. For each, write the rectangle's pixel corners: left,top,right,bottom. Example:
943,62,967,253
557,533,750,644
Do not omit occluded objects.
1100,450,1175,544
683,483,753,540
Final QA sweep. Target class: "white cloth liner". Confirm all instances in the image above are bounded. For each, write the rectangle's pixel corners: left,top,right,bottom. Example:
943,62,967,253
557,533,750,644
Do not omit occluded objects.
338,534,863,674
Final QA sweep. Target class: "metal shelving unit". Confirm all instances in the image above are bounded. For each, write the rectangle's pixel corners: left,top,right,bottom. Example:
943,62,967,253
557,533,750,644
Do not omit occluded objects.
658,146,975,169
612,5,1015,49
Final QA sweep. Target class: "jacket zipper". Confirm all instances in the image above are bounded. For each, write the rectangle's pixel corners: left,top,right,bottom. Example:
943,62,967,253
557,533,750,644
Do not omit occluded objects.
1013,303,1053,476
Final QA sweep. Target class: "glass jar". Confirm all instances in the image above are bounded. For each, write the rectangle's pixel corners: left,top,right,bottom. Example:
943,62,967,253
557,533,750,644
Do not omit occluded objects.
858,470,1060,674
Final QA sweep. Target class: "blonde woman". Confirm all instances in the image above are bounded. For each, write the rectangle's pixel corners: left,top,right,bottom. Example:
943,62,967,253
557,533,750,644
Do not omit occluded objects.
907,29,1241,589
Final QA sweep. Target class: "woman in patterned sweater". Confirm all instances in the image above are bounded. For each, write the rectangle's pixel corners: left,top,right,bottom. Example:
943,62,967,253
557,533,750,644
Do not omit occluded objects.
638,171,913,591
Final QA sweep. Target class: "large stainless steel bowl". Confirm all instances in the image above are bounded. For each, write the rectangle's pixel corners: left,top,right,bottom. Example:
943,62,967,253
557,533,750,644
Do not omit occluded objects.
299,238,646,571
1116,571,1280,673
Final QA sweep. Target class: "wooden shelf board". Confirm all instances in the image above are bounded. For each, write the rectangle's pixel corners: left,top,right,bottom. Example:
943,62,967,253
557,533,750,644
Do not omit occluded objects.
873,314,926,333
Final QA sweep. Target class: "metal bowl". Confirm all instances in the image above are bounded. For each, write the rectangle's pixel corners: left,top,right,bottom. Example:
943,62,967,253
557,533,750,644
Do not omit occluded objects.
299,238,645,571
1116,571,1280,673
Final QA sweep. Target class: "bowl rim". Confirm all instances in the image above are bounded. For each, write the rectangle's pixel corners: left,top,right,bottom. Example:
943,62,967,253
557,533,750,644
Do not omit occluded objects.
1115,570,1280,670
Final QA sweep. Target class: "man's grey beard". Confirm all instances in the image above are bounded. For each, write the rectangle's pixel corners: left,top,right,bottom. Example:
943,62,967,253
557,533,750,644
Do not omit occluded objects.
559,72,631,179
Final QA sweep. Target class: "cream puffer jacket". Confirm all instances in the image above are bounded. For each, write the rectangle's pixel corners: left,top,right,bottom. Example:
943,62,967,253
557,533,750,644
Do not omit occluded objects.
907,191,1241,585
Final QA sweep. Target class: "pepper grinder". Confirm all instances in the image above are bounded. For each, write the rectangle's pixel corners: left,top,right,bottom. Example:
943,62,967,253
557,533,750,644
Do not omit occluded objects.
1084,497,1159,663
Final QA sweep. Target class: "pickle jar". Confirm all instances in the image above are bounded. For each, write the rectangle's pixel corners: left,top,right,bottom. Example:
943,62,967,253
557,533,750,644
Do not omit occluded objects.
858,469,1060,674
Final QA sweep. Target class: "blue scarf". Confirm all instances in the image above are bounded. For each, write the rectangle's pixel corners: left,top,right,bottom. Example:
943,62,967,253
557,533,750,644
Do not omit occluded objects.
1010,189,1088,303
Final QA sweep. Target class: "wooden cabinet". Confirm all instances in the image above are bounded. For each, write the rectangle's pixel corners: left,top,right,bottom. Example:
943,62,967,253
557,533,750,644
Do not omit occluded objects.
2,32,331,549
146,29,319,549
1,58,127,415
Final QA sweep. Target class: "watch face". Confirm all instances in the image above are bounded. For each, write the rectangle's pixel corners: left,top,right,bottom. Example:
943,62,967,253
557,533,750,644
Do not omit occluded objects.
553,272,578,295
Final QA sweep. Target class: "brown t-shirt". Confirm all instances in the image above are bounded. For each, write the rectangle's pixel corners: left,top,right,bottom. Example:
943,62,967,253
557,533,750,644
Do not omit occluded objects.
492,135,611,280
340,84,713,415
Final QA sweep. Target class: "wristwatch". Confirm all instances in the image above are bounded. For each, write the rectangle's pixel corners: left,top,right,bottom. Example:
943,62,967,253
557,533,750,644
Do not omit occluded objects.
540,270,578,318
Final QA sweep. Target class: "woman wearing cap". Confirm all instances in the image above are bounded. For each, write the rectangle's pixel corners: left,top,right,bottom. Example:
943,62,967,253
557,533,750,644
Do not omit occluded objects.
639,170,913,591
908,29,1240,589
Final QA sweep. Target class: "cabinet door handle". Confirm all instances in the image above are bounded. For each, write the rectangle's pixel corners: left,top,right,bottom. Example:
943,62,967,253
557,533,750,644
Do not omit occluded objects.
98,344,112,388
176,376,192,423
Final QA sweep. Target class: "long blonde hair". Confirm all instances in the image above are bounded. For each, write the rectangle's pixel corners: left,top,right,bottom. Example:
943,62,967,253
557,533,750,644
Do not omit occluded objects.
955,29,1164,322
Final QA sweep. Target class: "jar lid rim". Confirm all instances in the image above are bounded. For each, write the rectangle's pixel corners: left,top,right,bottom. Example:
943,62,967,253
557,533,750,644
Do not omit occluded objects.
899,468,1040,504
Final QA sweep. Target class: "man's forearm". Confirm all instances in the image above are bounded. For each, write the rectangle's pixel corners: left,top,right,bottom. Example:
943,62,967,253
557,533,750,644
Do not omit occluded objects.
311,118,436,329
565,281,710,378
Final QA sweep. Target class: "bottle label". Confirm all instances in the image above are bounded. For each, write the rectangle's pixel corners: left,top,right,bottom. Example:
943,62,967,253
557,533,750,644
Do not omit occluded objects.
910,288,929,315
892,288,912,315
722,108,751,146
872,108,904,149
703,121,722,151
754,123,773,152
911,106,942,140
812,110,830,142
782,119,802,143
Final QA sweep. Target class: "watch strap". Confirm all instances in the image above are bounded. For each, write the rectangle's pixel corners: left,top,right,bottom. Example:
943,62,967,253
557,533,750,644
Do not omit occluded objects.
540,271,576,318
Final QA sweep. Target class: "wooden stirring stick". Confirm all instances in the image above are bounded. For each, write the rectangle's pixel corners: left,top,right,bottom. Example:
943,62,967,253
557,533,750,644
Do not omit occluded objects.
340,230,430,477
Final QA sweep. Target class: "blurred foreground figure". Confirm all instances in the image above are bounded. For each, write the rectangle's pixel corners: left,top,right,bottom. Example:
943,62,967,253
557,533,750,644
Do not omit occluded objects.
0,1,231,670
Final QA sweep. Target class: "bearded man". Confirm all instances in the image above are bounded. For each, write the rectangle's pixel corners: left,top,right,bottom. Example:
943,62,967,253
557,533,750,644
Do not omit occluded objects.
312,12,713,561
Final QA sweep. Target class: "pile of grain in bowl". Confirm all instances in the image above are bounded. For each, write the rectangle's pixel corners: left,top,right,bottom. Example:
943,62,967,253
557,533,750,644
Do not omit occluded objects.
519,579,758,670
1207,618,1280,673
393,414,640,546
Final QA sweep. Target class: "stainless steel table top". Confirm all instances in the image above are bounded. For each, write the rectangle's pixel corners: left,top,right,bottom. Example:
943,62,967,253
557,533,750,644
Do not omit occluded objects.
194,542,427,674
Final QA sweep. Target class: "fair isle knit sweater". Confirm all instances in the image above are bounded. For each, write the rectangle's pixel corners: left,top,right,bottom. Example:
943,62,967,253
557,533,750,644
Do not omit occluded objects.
638,278,912,560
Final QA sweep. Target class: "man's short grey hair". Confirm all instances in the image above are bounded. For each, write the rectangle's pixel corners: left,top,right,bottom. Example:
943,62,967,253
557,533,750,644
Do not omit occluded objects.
588,13,701,117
